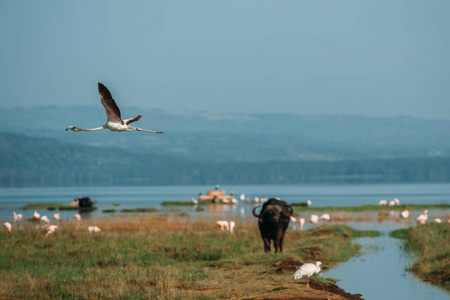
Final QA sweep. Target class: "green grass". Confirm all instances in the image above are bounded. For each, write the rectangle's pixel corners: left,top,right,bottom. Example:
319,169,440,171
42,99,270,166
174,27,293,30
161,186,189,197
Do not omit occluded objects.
292,203,450,212
391,223,450,290
0,217,380,299
120,208,158,213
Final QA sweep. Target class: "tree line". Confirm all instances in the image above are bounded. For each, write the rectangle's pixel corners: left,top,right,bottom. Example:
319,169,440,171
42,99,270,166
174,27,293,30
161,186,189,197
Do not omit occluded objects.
1,132,449,187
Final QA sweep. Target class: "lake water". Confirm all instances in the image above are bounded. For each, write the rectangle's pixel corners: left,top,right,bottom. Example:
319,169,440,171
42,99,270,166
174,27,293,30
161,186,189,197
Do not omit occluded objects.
1,183,449,299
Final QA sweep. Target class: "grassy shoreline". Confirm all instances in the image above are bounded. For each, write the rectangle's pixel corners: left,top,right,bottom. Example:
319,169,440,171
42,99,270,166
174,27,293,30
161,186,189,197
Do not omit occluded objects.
0,216,378,299
391,223,450,291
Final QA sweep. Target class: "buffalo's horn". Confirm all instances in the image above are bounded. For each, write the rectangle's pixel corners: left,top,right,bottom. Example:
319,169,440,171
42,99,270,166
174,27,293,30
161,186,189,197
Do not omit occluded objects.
252,206,263,218
280,205,294,217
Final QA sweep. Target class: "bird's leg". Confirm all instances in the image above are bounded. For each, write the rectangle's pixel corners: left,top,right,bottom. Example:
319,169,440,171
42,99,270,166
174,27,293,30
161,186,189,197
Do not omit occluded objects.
306,276,310,289
135,128,165,134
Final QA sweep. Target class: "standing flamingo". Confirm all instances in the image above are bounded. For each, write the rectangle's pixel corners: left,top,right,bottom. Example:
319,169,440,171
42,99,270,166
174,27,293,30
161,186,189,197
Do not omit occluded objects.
216,220,229,231
378,200,387,206
45,225,58,237
401,210,409,227
66,83,165,134
3,222,12,233
299,218,305,230
229,221,235,233
310,215,319,228
320,214,330,223
53,213,60,220
13,212,23,222
416,210,428,224
40,216,51,226
74,214,82,221
88,226,101,233
33,211,40,220
294,261,322,289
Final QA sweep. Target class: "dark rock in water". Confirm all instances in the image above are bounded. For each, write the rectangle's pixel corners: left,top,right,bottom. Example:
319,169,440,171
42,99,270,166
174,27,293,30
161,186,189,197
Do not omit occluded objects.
76,196,95,208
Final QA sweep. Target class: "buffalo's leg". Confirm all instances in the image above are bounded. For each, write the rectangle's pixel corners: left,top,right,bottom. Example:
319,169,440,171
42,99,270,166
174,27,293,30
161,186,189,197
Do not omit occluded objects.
279,234,285,253
263,237,271,252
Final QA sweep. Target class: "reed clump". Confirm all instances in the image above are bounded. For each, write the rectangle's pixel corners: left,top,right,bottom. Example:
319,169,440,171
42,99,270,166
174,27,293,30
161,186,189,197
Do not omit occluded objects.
0,216,379,299
391,223,450,290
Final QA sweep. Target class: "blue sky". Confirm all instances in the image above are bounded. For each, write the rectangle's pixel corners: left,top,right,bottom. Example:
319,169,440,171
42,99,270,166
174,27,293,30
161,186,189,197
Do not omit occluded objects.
1,1,449,119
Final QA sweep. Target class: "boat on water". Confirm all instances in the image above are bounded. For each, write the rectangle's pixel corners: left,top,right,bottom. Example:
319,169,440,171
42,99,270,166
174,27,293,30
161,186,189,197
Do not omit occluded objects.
198,185,235,203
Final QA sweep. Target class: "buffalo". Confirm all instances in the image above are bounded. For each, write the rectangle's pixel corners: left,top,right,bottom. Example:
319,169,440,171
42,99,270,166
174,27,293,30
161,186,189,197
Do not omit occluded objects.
252,198,293,253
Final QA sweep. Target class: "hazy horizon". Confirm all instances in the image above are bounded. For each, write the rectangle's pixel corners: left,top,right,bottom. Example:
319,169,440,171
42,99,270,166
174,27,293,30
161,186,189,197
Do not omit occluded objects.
1,1,449,120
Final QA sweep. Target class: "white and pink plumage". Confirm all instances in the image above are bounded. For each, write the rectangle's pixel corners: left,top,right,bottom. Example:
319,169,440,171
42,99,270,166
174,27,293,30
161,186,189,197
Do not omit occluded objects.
294,261,322,289
3,222,12,233
416,210,428,224
320,214,330,223
74,214,81,221
88,226,101,233
53,213,60,220
310,215,319,228
13,212,23,222
229,221,235,233
299,218,305,230
216,220,229,231
33,211,40,220
45,225,58,237
401,210,409,227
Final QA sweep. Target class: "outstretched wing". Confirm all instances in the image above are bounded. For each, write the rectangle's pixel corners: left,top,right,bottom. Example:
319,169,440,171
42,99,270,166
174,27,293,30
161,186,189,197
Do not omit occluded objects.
98,82,122,123
124,115,142,125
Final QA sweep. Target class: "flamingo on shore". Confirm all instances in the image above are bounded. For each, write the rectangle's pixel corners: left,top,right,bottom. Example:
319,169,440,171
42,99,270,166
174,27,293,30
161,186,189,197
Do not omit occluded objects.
434,218,442,223
13,212,23,222
306,200,312,206
53,213,60,220
299,218,305,230
229,221,235,233
40,216,51,226
378,200,387,206
74,214,81,221
88,226,101,233
66,83,165,134
320,214,330,223
310,215,319,228
33,211,40,220
45,225,58,237
401,210,409,227
294,261,322,289
3,222,12,233
416,210,428,224
216,220,229,231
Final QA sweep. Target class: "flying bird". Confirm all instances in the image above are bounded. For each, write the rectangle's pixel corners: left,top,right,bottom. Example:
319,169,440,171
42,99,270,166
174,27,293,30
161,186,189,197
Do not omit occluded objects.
294,261,322,290
66,83,165,134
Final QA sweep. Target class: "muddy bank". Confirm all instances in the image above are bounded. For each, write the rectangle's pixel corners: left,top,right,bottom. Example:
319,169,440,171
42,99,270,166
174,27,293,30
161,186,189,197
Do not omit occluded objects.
242,257,364,300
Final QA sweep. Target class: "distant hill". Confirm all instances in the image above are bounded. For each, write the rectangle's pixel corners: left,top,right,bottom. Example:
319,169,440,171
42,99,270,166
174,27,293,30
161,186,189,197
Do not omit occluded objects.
0,106,449,163
1,132,449,187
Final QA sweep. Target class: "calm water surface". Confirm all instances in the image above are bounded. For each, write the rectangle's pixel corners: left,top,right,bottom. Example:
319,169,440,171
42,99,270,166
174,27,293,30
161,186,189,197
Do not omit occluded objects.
1,183,449,299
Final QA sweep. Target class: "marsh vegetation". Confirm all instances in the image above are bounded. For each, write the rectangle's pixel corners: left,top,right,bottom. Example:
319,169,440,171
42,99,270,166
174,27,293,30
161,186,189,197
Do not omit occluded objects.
0,216,378,299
